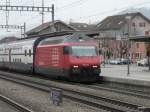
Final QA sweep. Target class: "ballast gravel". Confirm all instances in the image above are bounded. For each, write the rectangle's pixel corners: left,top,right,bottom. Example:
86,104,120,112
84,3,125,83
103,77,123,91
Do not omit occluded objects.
0,78,103,112
1,71,150,112
0,100,20,112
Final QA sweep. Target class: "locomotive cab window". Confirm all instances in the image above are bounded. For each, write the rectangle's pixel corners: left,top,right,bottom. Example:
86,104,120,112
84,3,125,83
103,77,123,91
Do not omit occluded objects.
63,46,98,56
71,46,98,56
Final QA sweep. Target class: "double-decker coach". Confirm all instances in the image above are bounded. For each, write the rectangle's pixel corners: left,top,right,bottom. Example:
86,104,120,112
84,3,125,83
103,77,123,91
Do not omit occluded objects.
0,38,37,72
0,33,101,82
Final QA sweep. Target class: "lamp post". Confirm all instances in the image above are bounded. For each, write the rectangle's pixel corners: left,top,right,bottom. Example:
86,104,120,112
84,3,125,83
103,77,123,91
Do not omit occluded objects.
125,15,131,76
127,35,130,75
42,0,44,24
102,37,106,67
148,43,150,71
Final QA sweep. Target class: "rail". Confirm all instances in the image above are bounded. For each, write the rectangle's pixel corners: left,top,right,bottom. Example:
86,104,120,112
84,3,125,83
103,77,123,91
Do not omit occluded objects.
0,71,145,112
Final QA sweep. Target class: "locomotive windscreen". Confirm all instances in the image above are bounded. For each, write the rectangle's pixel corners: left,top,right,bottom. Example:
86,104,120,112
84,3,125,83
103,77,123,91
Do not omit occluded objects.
71,46,98,56
63,46,98,56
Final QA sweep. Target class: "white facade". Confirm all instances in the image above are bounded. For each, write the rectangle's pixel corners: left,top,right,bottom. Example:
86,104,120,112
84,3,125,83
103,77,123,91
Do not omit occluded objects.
99,14,150,39
130,15,150,36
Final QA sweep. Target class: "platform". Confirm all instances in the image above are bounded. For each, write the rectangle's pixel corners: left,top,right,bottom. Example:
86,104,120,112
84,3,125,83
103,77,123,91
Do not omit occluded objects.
101,64,150,86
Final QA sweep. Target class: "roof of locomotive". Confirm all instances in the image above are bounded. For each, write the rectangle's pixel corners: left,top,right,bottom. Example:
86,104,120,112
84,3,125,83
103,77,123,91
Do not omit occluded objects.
38,33,93,46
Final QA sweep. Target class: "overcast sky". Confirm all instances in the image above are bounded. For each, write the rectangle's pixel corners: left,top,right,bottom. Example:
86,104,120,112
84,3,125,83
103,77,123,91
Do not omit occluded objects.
0,0,150,38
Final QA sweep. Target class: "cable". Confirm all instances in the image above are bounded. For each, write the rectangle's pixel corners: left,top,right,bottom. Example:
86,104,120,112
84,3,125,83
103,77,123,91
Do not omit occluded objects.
75,1,150,21
56,0,87,11
1,0,150,29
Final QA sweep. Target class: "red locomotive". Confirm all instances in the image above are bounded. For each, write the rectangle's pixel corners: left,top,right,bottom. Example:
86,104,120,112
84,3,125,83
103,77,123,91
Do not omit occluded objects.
0,33,101,82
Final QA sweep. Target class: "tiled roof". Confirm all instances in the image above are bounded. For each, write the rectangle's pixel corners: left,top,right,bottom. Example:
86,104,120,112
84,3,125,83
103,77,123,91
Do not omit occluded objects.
97,12,150,31
26,20,76,35
69,22,97,31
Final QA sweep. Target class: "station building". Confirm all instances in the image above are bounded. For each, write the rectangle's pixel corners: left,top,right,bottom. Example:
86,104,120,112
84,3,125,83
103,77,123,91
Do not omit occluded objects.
96,12,150,63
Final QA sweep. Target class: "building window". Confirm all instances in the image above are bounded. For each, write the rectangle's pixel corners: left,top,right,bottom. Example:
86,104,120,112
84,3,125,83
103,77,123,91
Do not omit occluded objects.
55,24,61,31
135,53,141,59
132,53,134,59
132,22,135,27
139,22,145,27
136,43,139,48
145,31,149,35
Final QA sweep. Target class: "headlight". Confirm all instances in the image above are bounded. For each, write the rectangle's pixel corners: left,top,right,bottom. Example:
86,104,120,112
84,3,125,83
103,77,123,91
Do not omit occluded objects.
93,65,98,68
73,65,79,68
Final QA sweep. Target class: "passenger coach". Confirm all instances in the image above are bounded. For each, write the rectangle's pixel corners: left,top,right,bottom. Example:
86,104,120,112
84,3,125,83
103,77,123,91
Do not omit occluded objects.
0,33,101,82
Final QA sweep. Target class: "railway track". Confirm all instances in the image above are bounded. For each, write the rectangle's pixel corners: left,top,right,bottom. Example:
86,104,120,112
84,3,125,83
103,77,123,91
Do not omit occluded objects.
0,71,145,112
0,93,33,112
86,83,150,100
43,77,150,100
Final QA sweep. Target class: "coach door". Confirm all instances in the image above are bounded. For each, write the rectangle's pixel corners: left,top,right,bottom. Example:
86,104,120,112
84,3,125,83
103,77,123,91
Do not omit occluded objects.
9,49,11,63
24,47,32,64
24,48,28,64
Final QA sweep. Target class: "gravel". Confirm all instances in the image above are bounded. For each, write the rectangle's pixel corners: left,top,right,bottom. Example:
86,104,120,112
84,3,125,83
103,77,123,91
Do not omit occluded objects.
0,78,102,112
0,100,20,112
1,70,150,111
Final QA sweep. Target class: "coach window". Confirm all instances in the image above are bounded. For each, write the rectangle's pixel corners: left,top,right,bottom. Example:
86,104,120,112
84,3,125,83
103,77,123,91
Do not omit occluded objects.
25,50,27,56
29,49,31,57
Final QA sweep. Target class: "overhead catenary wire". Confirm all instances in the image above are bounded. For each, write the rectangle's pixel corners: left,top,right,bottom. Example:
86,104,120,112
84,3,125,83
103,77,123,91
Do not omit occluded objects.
74,1,150,21
0,0,53,36
1,1,150,23
55,0,87,11
1,0,150,35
